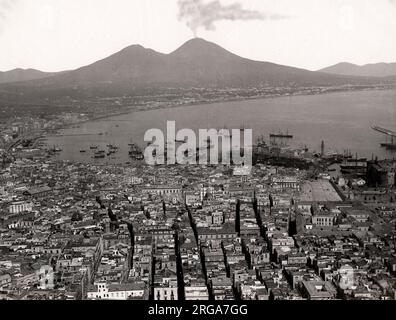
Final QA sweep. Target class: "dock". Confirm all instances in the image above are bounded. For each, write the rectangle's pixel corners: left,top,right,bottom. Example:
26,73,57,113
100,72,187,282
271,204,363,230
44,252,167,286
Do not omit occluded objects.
372,125,396,150
371,126,396,137
380,143,396,150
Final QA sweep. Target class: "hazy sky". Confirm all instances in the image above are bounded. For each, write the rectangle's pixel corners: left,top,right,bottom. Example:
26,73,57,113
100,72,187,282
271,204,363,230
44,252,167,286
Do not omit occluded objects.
0,0,395,72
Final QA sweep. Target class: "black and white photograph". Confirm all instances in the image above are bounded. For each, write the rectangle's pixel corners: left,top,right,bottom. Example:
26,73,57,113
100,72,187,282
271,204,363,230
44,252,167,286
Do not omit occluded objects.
0,0,396,309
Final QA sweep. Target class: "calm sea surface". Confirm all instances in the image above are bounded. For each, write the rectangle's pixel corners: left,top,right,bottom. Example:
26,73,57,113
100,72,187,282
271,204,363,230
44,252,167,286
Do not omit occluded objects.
46,89,396,164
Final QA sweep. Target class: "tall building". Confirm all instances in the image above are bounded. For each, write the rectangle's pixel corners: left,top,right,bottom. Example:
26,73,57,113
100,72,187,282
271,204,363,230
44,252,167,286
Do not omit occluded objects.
366,160,396,188
8,201,33,214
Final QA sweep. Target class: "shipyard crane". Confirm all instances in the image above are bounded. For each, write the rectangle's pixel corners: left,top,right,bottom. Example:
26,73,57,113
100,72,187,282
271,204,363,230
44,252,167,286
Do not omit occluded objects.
371,125,396,137
371,125,396,150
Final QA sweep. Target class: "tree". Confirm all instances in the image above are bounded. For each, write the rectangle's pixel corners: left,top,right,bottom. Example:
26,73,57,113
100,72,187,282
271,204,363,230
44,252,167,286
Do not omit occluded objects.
235,199,241,235
71,212,83,222
162,200,166,217
93,211,100,221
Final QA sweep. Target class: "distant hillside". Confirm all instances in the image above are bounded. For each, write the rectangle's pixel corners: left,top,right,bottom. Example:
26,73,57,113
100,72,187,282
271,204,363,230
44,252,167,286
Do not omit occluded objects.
319,62,396,77
0,39,394,103
0,68,61,84
38,38,377,87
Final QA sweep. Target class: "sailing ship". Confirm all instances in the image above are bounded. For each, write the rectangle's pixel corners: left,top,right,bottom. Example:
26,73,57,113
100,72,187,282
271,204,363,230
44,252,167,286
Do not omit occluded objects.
269,130,293,138
128,142,144,160
94,150,106,159
49,145,62,153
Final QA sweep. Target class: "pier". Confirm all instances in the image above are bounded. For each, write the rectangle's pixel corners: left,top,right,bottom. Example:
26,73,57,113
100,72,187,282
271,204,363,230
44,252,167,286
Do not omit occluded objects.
371,126,396,137
52,133,102,137
371,125,396,150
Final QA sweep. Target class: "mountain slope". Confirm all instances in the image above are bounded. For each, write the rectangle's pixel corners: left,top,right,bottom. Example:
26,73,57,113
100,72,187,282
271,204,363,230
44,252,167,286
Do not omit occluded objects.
319,62,396,77
44,38,370,87
0,39,393,103
57,45,168,83
0,68,61,84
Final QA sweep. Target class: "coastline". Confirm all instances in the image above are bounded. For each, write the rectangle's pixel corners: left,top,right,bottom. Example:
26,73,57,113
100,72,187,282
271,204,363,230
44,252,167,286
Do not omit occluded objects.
48,85,396,134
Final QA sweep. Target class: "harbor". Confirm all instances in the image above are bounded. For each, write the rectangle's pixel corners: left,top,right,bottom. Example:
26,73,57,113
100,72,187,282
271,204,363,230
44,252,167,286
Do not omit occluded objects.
40,90,396,165
372,125,396,150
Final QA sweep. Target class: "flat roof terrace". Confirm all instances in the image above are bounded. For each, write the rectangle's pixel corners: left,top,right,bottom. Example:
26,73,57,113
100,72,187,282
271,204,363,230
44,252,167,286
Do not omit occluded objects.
299,180,342,202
